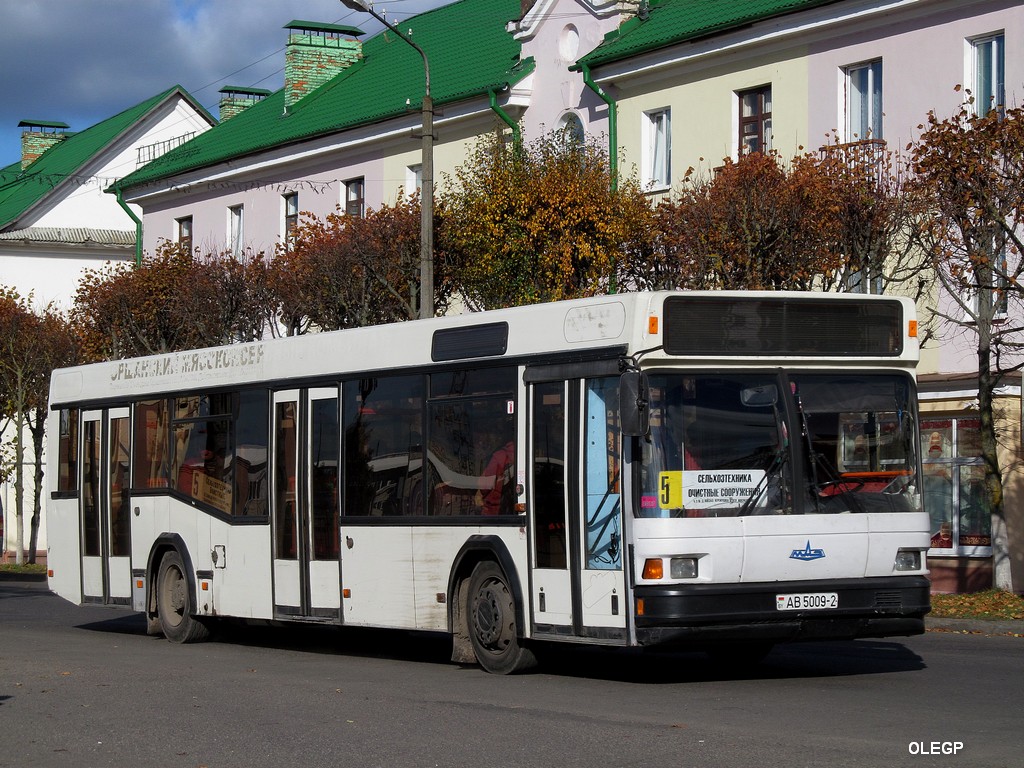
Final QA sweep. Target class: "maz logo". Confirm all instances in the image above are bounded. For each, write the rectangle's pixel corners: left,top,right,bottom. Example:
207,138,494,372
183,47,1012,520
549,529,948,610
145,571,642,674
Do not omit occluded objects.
790,541,826,561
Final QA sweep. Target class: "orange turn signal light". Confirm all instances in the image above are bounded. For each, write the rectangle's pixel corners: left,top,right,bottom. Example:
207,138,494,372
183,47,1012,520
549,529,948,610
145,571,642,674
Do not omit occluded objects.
642,558,664,580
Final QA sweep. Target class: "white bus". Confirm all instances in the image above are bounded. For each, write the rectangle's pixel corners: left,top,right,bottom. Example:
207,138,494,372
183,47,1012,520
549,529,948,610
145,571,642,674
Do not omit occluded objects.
46,291,930,673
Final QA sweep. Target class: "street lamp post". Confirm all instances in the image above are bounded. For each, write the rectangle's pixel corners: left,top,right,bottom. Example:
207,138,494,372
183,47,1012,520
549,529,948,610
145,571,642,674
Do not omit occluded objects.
339,0,434,319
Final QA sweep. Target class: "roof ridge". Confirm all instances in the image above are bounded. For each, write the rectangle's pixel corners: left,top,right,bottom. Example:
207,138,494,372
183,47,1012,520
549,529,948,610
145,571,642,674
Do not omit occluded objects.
0,85,209,229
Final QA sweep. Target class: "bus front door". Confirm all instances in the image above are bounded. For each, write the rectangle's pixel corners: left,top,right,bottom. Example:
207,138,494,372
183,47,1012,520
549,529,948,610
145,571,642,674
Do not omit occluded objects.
529,378,626,641
80,408,132,605
271,388,341,621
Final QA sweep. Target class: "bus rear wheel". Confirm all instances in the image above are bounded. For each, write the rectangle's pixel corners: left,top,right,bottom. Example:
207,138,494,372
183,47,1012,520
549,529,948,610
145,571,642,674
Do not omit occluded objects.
156,550,211,644
467,561,536,674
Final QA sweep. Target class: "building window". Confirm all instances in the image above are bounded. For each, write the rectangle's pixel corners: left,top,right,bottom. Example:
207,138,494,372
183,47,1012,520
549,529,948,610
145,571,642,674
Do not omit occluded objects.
739,86,772,155
845,60,882,140
644,108,671,189
406,165,422,197
845,268,884,296
971,33,1004,116
558,112,586,146
345,178,365,218
971,243,1010,320
228,205,244,257
922,418,991,554
176,216,193,252
283,193,298,249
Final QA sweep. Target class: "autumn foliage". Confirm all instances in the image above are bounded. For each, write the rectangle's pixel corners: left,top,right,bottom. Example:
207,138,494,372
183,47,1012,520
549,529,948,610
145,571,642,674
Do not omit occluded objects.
907,95,1024,591
649,145,919,294
280,195,448,331
439,130,656,310
0,288,78,563
71,243,270,361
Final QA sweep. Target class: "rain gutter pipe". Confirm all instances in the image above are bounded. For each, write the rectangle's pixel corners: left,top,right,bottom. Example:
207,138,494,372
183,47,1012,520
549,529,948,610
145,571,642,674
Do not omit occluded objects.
115,188,143,267
489,89,521,149
580,63,617,192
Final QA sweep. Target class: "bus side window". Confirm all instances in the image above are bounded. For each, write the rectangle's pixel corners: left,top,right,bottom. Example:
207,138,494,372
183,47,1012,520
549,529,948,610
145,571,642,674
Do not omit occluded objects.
343,376,424,517
57,408,79,494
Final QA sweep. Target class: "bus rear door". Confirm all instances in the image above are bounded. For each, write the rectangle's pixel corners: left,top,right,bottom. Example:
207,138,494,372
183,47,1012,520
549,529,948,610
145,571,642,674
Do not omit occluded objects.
80,408,132,605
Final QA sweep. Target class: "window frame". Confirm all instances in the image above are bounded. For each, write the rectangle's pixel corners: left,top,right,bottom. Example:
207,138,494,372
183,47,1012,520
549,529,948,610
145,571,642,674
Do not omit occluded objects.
558,111,586,146
844,59,883,141
228,204,244,257
969,32,1005,117
921,416,992,557
738,85,772,155
643,107,672,190
406,164,423,197
283,193,299,250
176,216,193,253
345,178,365,218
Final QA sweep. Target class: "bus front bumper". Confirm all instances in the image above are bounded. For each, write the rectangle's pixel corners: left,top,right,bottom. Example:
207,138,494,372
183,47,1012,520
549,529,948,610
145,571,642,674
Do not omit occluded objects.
633,576,930,647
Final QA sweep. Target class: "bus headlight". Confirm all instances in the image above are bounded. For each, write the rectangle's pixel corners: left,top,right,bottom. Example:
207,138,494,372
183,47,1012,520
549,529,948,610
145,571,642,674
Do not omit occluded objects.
894,549,922,572
642,557,699,579
670,557,699,579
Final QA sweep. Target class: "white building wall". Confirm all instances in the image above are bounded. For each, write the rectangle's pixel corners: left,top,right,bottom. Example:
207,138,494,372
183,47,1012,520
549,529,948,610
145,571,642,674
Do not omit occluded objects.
1,93,214,559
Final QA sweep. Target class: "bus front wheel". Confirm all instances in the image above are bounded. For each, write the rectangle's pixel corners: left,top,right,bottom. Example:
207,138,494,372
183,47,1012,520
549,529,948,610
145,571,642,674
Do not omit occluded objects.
467,561,535,674
156,550,211,644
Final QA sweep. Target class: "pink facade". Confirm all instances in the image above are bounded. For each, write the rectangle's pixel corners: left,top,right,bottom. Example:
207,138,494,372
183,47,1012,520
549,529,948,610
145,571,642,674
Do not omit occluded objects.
133,0,624,261
806,0,1024,379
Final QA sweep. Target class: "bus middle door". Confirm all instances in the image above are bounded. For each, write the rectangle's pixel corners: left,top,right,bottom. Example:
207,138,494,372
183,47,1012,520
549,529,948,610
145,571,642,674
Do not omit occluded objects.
271,388,341,621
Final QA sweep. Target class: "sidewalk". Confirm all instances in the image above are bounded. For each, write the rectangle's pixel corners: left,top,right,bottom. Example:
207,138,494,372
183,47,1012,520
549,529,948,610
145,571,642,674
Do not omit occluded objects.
925,616,1024,636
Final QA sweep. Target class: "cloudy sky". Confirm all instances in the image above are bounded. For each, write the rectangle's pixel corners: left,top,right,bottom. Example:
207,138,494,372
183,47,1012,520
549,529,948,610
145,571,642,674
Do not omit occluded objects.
0,0,446,165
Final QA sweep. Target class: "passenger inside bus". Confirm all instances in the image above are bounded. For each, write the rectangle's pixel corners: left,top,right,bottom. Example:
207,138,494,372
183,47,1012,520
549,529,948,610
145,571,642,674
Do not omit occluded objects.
477,424,515,515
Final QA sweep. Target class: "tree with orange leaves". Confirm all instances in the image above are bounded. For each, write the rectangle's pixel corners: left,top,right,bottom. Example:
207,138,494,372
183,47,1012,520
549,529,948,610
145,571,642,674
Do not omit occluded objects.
908,95,1024,590
648,147,922,297
439,129,656,310
0,288,78,563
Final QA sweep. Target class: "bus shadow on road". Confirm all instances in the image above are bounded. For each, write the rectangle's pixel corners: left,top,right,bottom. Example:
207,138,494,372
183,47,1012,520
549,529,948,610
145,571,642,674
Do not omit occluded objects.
76,612,148,636
529,639,926,683
73,613,925,683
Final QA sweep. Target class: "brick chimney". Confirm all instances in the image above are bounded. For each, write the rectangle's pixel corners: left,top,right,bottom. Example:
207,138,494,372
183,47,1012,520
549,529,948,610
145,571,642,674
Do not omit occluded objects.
218,86,272,121
18,120,70,169
284,20,365,113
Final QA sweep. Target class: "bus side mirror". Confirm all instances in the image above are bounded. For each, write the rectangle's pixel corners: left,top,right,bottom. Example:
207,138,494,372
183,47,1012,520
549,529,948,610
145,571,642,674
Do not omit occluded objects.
620,370,650,437
741,384,778,408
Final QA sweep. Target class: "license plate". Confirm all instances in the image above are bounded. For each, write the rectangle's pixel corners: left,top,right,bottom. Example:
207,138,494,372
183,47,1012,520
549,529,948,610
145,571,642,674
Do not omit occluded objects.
776,592,839,611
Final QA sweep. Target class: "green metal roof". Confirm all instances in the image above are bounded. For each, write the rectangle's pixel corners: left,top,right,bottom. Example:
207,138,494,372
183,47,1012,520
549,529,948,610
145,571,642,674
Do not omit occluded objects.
576,0,844,69
116,0,530,193
0,86,214,230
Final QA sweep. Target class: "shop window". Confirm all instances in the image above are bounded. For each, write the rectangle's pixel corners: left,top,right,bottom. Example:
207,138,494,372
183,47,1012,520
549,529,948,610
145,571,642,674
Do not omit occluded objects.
921,417,991,553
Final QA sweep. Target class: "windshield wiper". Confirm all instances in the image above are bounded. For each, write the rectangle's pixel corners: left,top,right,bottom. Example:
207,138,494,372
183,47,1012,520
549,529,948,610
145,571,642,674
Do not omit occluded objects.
737,448,787,516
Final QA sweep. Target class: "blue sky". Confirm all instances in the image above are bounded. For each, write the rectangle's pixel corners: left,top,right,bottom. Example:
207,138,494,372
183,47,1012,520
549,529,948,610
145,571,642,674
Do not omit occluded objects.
0,0,445,167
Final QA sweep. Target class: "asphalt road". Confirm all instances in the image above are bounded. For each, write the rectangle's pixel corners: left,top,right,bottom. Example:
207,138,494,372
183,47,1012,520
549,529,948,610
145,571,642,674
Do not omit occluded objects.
1,574,1021,768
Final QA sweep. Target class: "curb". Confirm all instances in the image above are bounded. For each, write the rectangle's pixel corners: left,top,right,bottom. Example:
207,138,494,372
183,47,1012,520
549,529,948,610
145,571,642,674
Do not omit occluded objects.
925,616,1024,636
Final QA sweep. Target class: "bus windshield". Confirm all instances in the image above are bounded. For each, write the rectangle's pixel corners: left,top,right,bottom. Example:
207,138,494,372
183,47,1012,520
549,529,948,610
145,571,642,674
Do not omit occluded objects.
637,372,920,517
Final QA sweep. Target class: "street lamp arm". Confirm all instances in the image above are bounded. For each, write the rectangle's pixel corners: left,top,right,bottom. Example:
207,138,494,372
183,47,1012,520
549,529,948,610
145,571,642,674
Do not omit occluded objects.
340,0,434,319
339,0,430,95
